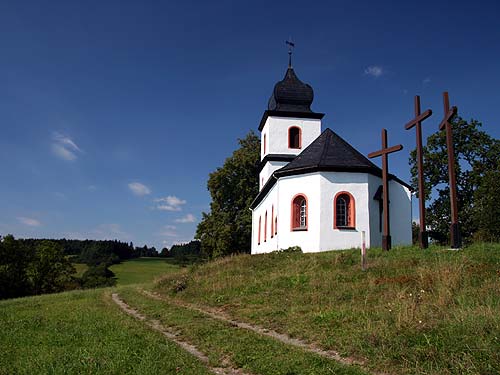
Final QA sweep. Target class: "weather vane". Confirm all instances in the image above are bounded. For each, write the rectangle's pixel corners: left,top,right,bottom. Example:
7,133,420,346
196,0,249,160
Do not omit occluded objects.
286,37,295,67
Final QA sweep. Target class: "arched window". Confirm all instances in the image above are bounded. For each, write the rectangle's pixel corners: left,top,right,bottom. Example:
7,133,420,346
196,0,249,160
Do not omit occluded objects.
288,127,301,149
275,216,278,235
334,192,356,229
258,216,261,245
264,211,267,242
271,205,274,238
291,194,308,230
263,134,267,154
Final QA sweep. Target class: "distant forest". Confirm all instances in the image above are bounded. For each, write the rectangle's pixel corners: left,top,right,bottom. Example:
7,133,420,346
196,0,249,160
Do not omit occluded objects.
18,238,158,264
0,235,202,300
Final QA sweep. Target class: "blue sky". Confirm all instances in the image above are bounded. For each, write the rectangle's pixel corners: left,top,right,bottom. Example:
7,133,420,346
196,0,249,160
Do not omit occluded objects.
1,0,499,250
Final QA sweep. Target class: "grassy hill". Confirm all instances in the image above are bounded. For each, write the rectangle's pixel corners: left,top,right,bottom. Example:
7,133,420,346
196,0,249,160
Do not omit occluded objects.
153,243,500,375
1,244,499,374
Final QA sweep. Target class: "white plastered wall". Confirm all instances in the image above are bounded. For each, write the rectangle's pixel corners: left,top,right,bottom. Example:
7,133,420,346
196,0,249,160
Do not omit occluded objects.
318,172,371,251
367,174,412,247
260,116,321,160
259,161,288,190
251,171,412,254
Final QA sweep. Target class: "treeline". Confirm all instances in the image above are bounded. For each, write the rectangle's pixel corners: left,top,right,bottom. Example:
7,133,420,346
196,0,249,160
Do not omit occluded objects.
0,236,163,300
17,238,159,264
159,240,203,265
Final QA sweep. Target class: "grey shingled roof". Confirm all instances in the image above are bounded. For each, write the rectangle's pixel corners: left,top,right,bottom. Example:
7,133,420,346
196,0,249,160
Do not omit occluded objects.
277,128,380,175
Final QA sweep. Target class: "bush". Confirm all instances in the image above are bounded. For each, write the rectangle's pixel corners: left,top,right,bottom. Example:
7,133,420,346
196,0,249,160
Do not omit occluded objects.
80,264,116,288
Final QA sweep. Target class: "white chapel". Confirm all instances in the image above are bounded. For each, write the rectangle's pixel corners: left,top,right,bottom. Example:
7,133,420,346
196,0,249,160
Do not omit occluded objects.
250,63,412,254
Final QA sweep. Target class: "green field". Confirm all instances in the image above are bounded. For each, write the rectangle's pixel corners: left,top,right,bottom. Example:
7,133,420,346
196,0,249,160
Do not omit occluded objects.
0,289,211,375
2,245,499,374
110,257,180,285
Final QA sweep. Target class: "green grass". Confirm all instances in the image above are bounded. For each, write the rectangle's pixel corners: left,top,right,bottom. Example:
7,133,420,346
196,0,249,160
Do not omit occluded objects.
72,262,88,277
119,287,367,375
110,257,180,285
0,288,211,375
155,243,500,375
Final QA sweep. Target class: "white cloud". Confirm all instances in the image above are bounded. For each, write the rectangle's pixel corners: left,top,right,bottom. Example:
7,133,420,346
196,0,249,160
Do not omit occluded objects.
17,217,41,227
364,65,384,77
175,214,196,223
51,132,82,161
423,77,431,85
158,225,178,237
154,195,186,211
128,182,151,196
87,185,97,192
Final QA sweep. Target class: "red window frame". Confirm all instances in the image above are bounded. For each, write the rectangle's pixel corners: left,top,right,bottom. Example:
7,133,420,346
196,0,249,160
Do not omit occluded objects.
291,193,308,231
333,191,356,229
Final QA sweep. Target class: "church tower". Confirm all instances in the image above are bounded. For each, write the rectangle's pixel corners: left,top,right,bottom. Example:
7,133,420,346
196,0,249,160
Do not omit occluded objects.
258,64,324,189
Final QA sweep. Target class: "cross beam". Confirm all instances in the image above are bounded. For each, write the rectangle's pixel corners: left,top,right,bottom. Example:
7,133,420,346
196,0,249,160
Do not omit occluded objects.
440,92,461,248
368,129,403,250
405,96,433,249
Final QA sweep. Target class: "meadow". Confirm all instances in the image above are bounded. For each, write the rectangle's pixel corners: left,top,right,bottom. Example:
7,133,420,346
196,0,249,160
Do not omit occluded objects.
1,245,499,374
109,257,180,285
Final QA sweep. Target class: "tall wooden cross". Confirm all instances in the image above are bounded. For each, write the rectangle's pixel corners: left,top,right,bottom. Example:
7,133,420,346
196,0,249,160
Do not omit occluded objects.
368,129,403,250
404,96,433,248
438,92,461,248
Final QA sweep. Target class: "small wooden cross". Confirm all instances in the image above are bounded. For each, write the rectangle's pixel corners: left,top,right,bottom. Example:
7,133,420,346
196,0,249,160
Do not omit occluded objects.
404,96,432,249
368,129,403,251
439,92,461,248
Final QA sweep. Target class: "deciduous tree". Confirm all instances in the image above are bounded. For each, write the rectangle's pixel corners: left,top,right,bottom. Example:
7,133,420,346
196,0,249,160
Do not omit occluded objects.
409,117,499,243
196,132,260,257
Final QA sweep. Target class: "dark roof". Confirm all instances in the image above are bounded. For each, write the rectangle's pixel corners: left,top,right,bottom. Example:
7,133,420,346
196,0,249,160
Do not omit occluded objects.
250,128,411,209
258,66,324,131
278,129,381,176
268,67,315,113
258,154,296,173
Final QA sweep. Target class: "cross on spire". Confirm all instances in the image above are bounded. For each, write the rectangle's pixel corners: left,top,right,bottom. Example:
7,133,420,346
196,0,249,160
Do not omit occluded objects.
286,38,295,68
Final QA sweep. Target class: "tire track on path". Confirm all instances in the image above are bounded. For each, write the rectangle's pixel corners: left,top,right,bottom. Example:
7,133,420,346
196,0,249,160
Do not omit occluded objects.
111,293,253,375
140,289,385,375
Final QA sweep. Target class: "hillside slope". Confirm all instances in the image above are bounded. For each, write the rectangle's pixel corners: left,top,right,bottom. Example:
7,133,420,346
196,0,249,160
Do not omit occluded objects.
154,243,500,375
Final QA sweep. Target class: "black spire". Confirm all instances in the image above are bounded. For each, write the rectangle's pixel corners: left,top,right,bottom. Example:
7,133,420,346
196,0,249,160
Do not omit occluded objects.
267,40,315,113
267,67,314,112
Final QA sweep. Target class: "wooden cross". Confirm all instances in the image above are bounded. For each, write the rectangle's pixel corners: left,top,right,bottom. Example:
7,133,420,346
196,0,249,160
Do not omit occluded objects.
404,96,433,249
368,129,403,251
438,92,461,248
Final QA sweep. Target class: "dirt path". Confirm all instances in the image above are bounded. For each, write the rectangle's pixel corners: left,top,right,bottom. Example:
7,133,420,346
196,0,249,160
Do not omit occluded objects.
111,293,252,375
140,289,383,375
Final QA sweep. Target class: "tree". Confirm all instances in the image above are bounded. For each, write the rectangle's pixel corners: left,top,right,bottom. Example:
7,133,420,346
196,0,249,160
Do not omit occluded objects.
27,240,75,295
409,116,499,244
473,170,500,241
0,235,32,299
81,264,116,288
196,131,260,257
